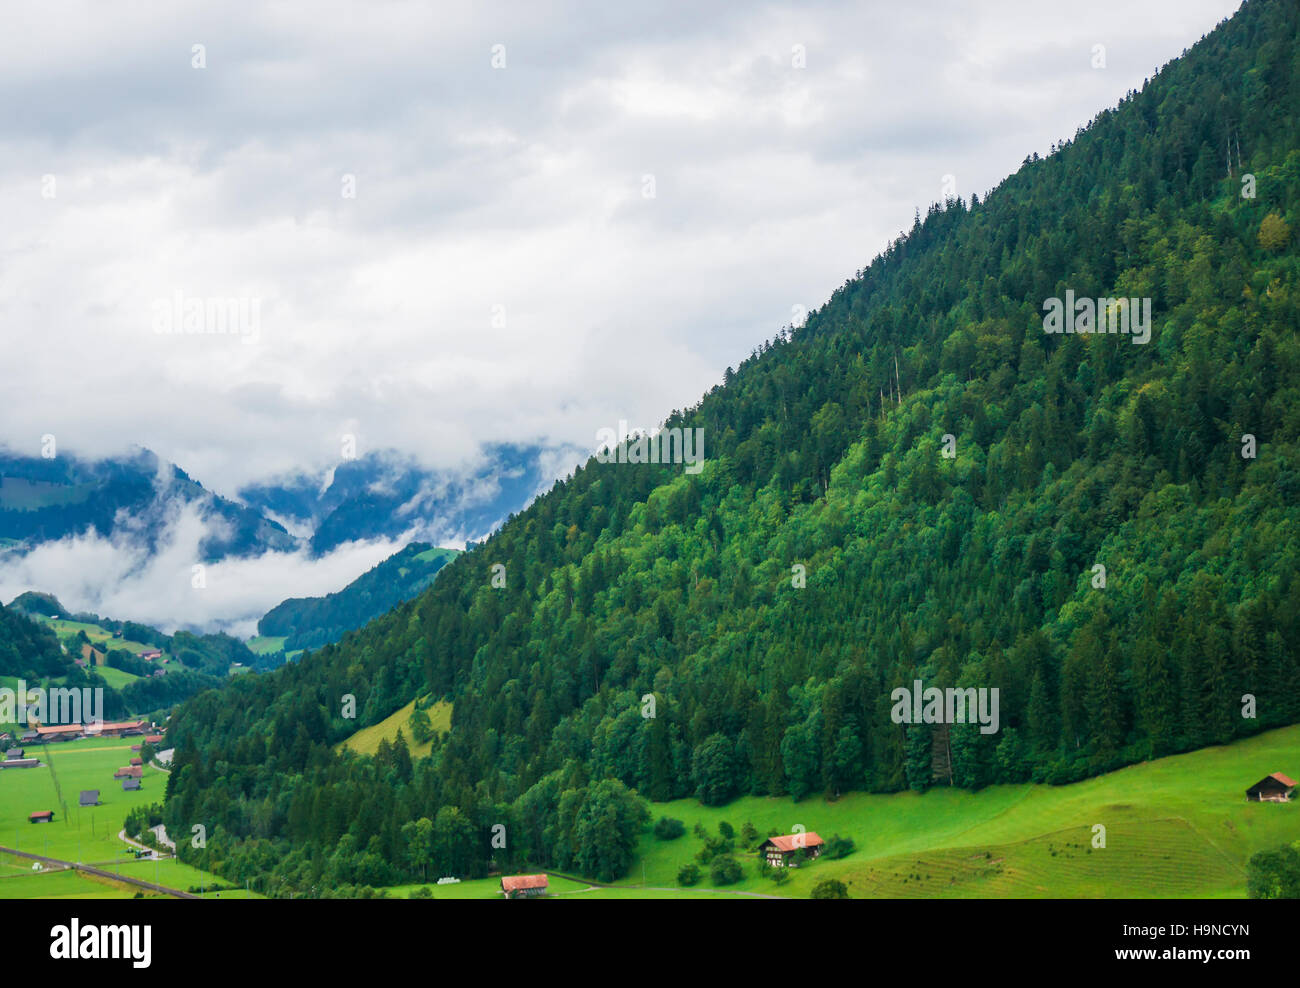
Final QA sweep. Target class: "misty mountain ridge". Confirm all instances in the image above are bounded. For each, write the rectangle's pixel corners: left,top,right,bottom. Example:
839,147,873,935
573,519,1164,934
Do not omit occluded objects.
0,445,295,562
0,441,571,564
238,443,572,555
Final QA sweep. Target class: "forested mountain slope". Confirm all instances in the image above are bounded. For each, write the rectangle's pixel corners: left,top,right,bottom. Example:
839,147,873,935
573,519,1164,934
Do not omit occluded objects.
164,0,1300,892
258,543,459,653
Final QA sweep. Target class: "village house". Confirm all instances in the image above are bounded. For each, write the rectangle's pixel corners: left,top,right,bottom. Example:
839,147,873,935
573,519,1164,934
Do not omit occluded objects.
29,811,54,824
758,832,826,867
6,747,24,759
501,874,549,898
1246,772,1296,802
35,724,83,742
122,778,142,791
86,720,146,738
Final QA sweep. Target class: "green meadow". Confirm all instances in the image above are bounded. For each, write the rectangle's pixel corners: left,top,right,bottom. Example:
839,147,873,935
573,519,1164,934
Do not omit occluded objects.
388,873,771,899
0,735,253,899
409,546,460,568
247,636,287,655
246,635,302,663
336,698,453,761
93,666,140,690
33,616,155,656
609,724,1300,899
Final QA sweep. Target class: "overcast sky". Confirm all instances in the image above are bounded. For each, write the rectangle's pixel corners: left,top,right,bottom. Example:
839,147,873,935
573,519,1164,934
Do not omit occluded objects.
0,0,1242,497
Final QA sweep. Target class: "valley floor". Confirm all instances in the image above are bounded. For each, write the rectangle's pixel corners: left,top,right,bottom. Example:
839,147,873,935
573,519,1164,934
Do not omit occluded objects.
4,725,1295,900
0,735,256,899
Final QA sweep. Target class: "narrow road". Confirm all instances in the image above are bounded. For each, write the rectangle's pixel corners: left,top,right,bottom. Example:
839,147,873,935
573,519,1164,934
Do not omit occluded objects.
0,844,197,899
118,828,172,859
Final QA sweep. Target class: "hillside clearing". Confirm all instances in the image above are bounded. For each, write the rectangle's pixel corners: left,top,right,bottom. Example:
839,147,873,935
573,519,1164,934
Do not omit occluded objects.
335,699,452,761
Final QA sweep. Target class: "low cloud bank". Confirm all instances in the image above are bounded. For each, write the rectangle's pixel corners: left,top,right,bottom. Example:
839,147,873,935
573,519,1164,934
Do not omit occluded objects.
0,499,413,639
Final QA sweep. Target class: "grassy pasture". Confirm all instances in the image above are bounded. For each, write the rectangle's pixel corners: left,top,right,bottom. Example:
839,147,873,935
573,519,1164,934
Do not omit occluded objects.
33,615,156,656
93,666,140,690
336,698,452,761
246,636,286,655
0,734,249,898
386,872,769,899
618,724,1300,898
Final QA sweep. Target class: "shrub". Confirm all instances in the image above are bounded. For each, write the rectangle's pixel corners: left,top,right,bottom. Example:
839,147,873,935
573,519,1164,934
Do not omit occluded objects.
654,817,686,840
408,705,433,744
825,834,856,860
710,855,744,886
810,878,850,899
1247,841,1300,899
677,863,701,886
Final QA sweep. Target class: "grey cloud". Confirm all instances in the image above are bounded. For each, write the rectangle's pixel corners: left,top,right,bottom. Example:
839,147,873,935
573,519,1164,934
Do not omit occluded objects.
0,0,1242,499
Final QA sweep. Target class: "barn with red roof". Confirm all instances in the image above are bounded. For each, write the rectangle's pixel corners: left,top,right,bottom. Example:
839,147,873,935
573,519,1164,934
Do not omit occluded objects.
1246,772,1295,802
501,874,549,898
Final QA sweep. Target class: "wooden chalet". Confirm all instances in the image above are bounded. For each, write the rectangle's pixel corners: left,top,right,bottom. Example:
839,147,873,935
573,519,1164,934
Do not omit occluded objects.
501,874,548,898
29,811,54,823
79,790,100,807
758,832,825,867
0,758,39,769
122,778,142,791
5,747,24,759
1246,772,1296,802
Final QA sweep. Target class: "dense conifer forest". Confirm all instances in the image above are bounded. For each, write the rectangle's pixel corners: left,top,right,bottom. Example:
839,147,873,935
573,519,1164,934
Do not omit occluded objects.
161,0,1300,893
